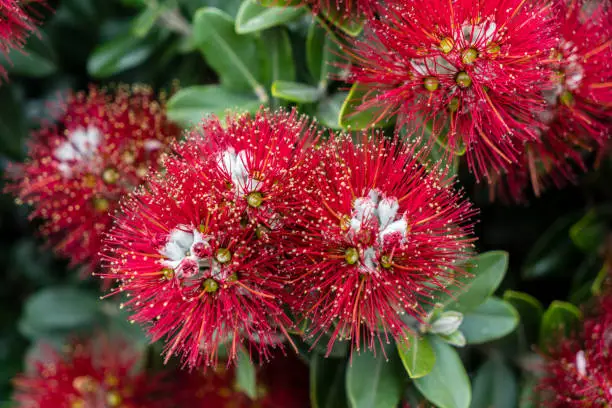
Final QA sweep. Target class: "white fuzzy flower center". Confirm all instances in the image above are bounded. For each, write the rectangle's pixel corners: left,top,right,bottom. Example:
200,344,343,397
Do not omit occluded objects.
218,148,261,194
347,189,408,274
575,350,587,377
53,126,102,176
160,227,224,280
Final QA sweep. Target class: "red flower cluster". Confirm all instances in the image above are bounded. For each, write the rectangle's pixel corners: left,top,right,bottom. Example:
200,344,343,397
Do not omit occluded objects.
285,135,477,353
101,107,477,367
539,297,612,407
495,0,612,201
6,85,180,271
102,110,319,368
0,0,47,80
346,0,557,179
12,337,170,408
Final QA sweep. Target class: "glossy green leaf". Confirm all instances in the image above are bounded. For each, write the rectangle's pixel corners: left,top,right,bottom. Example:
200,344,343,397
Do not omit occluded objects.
131,5,165,38
236,348,257,399
539,301,582,351
0,33,57,77
346,346,403,408
339,83,394,130
166,85,260,127
569,207,612,253
18,287,103,340
320,5,364,36
271,81,322,103
519,376,541,408
87,33,155,78
262,28,295,86
236,0,304,34
460,297,519,344
310,353,349,408
317,92,347,129
193,8,267,99
503,290,543,346
0,85,27,159
430,311,464,336
306,19,342,86
442,251,509,313
523,213,582,279
437,330,467,347
592,265,608,296
470,358,518,408
397,333,436,379
258,0,302,5
414,336,471,408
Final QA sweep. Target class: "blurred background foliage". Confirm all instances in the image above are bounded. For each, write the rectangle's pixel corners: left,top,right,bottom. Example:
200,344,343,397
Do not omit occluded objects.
1,0,611,406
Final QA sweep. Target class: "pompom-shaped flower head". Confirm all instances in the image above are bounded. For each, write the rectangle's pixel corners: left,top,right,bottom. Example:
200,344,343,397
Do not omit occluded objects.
346,0,557,179
539,297,612,406
6,85,180,271
12,336,170,408
0,0,48,80
493,0,612,202
169,109,320,241
286,134,477,354
102,109,317,368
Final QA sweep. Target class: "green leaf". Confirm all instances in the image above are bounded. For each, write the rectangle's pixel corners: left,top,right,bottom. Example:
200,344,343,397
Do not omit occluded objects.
414,336,471,408
539,301,582,351
166,85,260,127
131,5,165,38
306,19,342,87
345,346,403,408
503,290,543,346
271,81,322,103
317,92,347,129
442,251,509,313
193,7,267,100
339,83,394,130
236,348,257,399
236,0,304,34
519,376,541,408
460,297,519,344
262,28,295,86
258,0,302,5
0,85,27,159
310,353,349,408
591,265,608,296
397,333,436,379
320,5,364,36
470,358,518,408
523,213,582,279
87,33,155,78
569,207,612,253
429,311,464,336
437,330,467,347
0,33,57,77
18,286,103,340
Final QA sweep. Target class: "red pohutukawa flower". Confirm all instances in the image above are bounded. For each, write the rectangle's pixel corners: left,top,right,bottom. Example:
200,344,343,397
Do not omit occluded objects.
12,337,170,408
539,297,612,407
101,110,318,368
168,109,319,240
0,0,47,80
493,0,612,202
345,0,557,179
285,135,477,353
6,85,180,271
